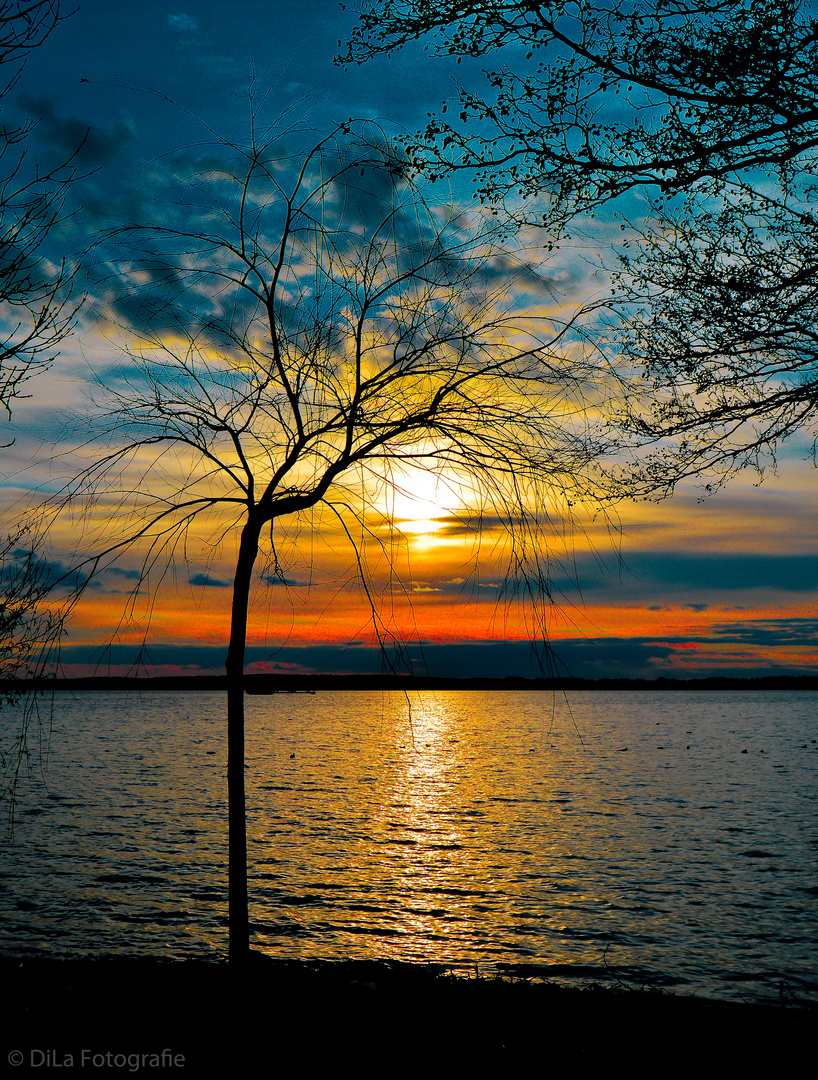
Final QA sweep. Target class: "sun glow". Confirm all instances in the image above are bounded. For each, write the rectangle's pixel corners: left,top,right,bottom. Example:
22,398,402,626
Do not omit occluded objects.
386,468,460,538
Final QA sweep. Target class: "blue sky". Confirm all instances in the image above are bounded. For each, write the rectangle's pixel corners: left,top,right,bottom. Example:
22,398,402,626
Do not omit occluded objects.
3,1,817,680
16,2,454,164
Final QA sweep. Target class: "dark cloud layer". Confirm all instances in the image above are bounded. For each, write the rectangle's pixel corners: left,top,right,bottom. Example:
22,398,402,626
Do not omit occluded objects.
549,552,818,597
18,94,134,167
56,615,818,680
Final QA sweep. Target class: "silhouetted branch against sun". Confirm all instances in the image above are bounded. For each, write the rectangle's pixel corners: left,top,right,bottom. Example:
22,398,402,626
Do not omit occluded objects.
50,101,616,958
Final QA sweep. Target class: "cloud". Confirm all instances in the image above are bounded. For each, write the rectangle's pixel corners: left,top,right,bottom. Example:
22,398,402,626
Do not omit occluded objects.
17,95,134,167
189,573,230,588
12,554,89,592
473,250,560,299
708,616,818,645
240,547,818,610
542,552,818,598
54,617,818,680
106,567,143,581
168,13,200,33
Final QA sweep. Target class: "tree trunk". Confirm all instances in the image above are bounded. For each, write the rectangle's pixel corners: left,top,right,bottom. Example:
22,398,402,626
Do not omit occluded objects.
225,514,262,963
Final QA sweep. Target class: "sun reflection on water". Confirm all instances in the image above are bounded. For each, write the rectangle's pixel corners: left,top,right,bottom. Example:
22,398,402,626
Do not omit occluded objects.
370,696,472,957
234,689,818,997
6,689,818,1000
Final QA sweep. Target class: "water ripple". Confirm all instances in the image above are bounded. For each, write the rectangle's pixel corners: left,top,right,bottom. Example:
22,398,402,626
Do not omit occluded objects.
2,688,817,1001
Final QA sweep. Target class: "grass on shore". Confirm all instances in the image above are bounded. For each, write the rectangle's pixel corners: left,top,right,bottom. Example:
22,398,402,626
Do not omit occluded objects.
4,954,815,1073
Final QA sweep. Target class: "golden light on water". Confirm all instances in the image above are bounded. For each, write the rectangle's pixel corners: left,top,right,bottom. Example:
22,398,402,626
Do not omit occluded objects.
368,695,475,959
358,693,572,966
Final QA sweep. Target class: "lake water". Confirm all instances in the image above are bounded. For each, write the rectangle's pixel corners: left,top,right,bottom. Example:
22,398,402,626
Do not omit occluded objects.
2,689,817,1002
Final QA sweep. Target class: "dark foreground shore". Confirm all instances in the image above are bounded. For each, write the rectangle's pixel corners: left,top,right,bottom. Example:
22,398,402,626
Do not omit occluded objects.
3,955,815,1074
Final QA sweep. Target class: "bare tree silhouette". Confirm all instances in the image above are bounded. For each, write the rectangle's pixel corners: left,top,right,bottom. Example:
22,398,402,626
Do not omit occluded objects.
1,0,77,416
57,120,611,960
0,525,64,827
1,2,78,734
608,179,818,494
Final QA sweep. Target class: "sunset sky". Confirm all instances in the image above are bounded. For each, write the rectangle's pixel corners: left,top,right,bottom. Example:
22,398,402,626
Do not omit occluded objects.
2,0,816,681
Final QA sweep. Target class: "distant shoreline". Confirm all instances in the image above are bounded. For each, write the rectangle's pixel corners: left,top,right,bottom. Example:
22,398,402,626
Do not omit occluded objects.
6,673,818,692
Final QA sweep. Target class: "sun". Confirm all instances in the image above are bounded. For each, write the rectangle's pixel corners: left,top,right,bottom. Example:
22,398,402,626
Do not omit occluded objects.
387,468,457,538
